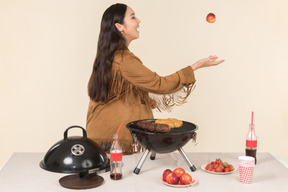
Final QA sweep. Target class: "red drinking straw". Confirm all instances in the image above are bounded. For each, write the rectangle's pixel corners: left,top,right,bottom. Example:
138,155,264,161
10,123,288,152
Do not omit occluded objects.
251,111,253,143
114,125,122,179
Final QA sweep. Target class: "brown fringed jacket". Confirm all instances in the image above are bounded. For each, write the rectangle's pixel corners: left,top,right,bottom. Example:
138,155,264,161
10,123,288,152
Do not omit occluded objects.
86,49,196,154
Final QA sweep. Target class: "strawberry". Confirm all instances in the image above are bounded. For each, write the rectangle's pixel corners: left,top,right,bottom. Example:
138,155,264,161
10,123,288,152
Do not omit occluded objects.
205,164,212,171
219,165,225,171
214,158,222,165
215,167,222,172
224,168,230,172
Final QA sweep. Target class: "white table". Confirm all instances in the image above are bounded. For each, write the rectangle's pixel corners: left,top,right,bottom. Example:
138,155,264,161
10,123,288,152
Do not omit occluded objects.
1,152,288,192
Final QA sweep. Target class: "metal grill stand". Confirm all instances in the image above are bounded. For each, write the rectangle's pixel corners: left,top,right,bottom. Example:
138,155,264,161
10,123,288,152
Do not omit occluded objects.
133,146,197,174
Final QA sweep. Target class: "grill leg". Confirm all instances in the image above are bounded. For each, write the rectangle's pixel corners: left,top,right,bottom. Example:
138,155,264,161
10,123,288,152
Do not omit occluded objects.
133,148,150,174
178,146,197,172
150,152,156,160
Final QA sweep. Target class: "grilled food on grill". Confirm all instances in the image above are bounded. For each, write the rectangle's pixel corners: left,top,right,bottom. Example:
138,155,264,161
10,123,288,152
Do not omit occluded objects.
155,118,183,128
136,120,170,133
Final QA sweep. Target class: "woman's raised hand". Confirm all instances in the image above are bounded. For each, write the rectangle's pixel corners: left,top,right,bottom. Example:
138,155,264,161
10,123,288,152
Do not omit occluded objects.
191,55,224,71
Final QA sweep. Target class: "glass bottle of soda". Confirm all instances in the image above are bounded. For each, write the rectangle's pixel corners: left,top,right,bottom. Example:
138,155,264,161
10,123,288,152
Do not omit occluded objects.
245,123,257,164
110,134,124,180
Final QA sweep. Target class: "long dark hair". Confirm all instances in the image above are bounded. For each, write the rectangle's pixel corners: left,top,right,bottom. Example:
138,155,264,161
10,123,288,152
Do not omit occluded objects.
88,3,127,102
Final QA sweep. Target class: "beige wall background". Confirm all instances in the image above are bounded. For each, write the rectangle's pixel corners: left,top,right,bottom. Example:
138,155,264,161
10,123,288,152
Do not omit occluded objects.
1,0,287,168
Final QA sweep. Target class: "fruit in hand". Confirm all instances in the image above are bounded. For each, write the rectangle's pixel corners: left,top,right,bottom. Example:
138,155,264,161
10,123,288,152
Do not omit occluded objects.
165,172,180,185
205,158,235,173
162,169,172,181
179,173,192,185
173,168,185,177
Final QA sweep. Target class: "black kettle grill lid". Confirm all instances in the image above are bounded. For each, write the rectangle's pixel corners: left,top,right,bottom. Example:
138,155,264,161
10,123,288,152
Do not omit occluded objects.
40,125,109,173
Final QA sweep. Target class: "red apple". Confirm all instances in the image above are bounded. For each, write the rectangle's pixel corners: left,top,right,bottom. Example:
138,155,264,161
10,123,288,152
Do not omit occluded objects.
173,168,185,177
165,172,180,185
206,13,216,23
162,169,172,181
179,173,192,185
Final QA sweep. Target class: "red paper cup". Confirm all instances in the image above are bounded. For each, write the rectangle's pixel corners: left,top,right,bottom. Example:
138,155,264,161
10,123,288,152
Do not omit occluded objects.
238,156,255,184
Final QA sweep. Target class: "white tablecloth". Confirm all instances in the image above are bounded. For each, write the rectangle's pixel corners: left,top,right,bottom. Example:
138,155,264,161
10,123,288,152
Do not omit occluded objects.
1,152,288,192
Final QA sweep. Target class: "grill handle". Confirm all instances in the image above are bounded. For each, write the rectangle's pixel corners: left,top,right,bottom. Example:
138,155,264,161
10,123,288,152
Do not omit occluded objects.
64,125,87,140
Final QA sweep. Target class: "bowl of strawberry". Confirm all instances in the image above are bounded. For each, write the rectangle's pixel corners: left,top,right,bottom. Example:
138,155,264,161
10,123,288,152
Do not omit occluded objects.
201,158,236,174
161,168,198,187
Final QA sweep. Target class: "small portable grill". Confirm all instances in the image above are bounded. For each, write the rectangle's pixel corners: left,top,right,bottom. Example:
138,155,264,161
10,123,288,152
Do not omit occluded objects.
127,119,198,174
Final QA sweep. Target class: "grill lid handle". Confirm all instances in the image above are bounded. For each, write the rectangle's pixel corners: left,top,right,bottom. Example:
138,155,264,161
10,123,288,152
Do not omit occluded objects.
64,125,87,140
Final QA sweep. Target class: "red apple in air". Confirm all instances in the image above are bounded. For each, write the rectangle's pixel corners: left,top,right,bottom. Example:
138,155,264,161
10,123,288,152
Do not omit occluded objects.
179,173,192,185
165,172,180,185
173,168,185,177
162,169,172,181
206,13,216,23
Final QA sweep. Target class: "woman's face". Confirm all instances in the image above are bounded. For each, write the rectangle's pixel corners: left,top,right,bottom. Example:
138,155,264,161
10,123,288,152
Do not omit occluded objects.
116,7,141,45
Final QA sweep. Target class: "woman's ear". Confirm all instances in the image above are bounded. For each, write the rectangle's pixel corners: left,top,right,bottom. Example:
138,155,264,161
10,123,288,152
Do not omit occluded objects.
115,23,124,33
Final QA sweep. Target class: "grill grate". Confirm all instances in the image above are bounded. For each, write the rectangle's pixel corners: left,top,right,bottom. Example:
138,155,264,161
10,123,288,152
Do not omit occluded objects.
127,119,197,134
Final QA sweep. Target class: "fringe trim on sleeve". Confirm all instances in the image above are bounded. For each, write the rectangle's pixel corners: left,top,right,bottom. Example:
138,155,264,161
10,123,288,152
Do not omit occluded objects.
149,83,196,112
109,55,195,112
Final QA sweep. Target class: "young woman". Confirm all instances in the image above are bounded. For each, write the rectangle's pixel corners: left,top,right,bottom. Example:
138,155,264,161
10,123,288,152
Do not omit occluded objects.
86,3,224,154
